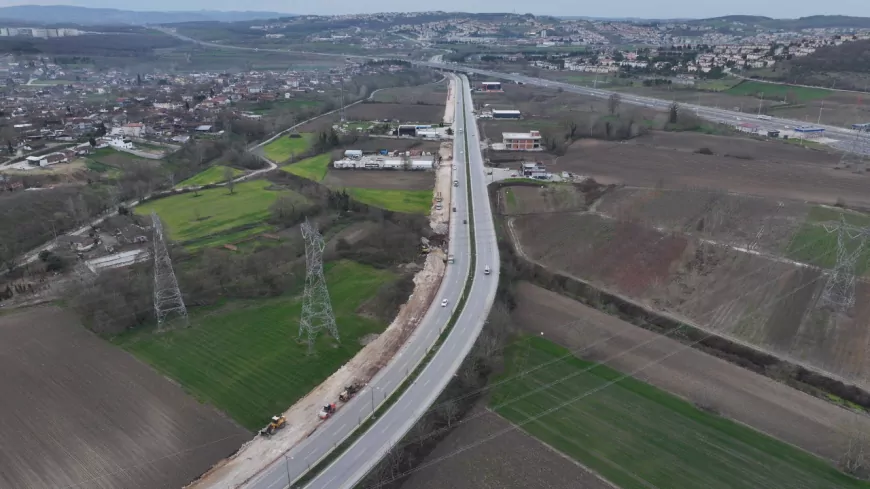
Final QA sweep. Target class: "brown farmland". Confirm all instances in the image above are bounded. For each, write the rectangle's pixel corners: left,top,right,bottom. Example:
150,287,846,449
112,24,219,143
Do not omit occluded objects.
511,282,870,463
370,80,449,105
298,102,445,132
0,306,249,489
400,407,613,489
324,169,434,190
507,208,870,390
555,132,870,207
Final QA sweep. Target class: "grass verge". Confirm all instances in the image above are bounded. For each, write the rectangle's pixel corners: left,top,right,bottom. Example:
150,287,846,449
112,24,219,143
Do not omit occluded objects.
345,188,433,214
176,166,243,187
728,80,831,103
135,180,308,248
493,336,870,489
263,134,312,162
115,260,394,431
281,153,331,182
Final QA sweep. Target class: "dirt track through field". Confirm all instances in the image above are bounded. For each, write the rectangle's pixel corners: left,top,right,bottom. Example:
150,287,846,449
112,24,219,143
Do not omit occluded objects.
512,282,870,463
0,306,249,489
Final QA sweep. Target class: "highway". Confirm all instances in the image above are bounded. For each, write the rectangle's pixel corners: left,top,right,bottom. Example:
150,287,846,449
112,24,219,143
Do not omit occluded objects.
158,26,869,150
418,62,870,153
241,74,499,489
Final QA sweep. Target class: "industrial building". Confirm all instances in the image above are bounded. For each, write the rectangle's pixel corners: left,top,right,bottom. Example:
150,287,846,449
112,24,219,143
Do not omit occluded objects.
502,130,542,151
481,81,502,92
852,123,870,132
333,156,435,170
521,162,549,179
794,126,825,138
492,109,521,119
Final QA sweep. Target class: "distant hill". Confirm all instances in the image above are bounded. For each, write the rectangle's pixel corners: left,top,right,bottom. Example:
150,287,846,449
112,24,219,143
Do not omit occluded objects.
690,15,870,30
0,5,290,25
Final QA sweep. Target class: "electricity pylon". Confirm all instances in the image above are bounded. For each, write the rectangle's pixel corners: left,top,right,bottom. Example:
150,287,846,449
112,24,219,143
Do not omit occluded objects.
152,212,188,329
820,217,870,312
299,218,339,353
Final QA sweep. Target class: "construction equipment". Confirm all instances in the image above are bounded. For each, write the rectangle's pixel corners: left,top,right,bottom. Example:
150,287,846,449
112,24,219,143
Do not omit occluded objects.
318,403,337,420
259,415,287,436
339,383,361,402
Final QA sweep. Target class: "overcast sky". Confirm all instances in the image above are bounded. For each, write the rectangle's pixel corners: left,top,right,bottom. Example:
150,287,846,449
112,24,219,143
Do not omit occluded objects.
3,0,870,19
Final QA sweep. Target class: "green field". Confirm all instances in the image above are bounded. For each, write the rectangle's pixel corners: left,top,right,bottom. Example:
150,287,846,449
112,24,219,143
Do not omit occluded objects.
492,337,870,489
116,260,394,431
176,166,243,187
136,180,306,248
263,134,313,162
727,80,831,103
281,153,330,182
786,206,870,274
345,188,433,214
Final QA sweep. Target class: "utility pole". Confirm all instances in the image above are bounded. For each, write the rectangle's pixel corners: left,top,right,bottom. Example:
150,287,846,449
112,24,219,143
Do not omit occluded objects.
151,212,187,329
757,92,764,116
298,218,339,353
838,127,869,172
817,100,825,125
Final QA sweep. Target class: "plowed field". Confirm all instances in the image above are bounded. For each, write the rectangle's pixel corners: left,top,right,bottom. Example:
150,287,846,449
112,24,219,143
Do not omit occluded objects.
0,306,248,489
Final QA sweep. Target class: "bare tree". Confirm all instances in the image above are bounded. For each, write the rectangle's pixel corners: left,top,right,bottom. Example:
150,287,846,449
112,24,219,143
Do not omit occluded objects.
563,118,579,140
840,416,870,479
608,93,621,115
437,399,459,428
669,101,680,124
224,166,236,195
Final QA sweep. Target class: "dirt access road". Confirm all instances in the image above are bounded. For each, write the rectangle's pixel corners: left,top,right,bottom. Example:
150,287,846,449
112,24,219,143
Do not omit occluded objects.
0,306,249,489
513,282,870,463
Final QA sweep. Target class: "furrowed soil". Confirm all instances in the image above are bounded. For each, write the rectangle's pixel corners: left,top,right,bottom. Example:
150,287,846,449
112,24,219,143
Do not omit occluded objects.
399,408,613,489
323,170,434,191
507,201,870,390
511,282,870,464
555,132,870,207
0,305,248,489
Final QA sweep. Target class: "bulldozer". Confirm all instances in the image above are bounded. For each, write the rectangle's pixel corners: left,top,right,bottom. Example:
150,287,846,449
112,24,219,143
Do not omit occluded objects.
259,415,287,437
339,382,361,402
318,403,337,420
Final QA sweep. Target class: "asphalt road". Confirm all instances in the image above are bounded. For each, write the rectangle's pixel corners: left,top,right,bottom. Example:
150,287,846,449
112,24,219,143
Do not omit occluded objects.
419,62,870,153
241,74,499,489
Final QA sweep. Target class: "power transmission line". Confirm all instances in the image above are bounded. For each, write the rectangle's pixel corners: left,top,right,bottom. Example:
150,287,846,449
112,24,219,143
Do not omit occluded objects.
820,217,870,312
151,212,188,330
299,218,339,353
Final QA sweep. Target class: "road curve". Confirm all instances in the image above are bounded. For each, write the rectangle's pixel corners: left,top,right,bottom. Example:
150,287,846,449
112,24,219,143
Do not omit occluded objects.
239,74,499,489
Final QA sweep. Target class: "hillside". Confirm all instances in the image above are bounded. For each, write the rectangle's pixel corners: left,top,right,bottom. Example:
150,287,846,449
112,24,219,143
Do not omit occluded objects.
0,6,289,25
769,39,870,91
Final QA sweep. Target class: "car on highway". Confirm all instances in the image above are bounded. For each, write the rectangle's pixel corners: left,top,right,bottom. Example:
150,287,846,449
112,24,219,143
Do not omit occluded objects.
441,299,448,307
484,266,490,275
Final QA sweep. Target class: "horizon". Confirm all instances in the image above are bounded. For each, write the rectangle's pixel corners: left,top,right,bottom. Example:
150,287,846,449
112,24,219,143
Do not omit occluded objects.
0,3,869,20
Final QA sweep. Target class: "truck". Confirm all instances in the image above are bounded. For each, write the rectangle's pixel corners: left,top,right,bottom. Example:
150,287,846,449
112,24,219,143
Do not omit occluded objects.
339,383,361,402
453,180,459,187
434,192,443,203
448,254,455,264
318,403,337,420
757,114,772,121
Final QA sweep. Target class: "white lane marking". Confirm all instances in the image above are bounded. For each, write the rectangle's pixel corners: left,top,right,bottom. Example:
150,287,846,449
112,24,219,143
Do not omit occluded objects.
422,378,431,387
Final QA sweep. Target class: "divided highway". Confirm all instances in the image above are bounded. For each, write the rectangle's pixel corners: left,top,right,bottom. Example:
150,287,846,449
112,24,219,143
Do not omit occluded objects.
242,74,499,489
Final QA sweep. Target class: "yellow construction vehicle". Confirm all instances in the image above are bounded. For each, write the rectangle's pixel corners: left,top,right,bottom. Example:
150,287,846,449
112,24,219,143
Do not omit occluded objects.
259,415,287,436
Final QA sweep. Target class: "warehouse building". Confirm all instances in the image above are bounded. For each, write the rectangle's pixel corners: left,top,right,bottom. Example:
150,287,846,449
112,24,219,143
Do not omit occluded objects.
481,81,502,92
492,109,521,119
502,130,542,151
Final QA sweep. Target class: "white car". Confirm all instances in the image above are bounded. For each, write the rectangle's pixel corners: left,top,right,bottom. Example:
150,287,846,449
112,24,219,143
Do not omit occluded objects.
441,299,449,307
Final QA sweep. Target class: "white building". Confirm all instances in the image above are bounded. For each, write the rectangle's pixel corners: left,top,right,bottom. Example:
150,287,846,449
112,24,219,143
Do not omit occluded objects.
109,138,134,150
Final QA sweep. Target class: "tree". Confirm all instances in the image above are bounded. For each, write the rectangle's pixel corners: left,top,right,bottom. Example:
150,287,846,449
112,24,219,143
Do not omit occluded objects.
224,166,236,195
840,417,870,479
608,93,621,115
669,101,680,124
88,137,96,147
563,118,579,140
185,101,190,111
